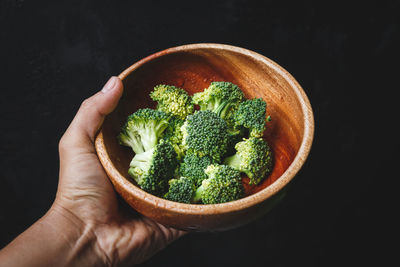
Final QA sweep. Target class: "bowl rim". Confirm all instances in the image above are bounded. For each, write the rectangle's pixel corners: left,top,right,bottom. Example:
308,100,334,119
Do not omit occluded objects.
95,43,314,215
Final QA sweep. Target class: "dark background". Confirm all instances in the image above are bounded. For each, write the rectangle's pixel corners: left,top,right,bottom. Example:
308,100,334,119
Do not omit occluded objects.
0,0,398,266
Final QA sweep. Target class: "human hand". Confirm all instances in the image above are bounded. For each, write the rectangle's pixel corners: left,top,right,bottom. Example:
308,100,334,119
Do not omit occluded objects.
51,76,186,266
0,77,185,267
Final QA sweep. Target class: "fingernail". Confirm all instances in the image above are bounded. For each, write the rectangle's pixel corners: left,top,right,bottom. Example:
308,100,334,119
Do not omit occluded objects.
101,77,117,93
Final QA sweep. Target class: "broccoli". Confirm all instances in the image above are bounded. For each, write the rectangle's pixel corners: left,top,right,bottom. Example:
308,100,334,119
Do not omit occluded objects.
181,110,229,162
162,116,185,160
193,164,244,204
129,140,178,196
234,98,268,138
224,127,246,158
117,81,274,204
164,177,196,204
224,137,272,185
150,84,194,120
193,82,244,120
118,108,169,154
179,153,214,186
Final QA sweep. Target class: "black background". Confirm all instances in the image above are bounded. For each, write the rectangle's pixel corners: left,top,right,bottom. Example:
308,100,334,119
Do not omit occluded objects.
0,0,398,266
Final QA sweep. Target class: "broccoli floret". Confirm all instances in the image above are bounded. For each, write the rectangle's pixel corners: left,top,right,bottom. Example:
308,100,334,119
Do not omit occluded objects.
224,137,272,185
164,177,196,204
118,108,169,154
224,126,246,158
162,116,185,160
193,82,244,120
234,98,268,138
179,153,214,186
150,84,194,120
181,110,229,162
193,164,244,204
129,140,178,196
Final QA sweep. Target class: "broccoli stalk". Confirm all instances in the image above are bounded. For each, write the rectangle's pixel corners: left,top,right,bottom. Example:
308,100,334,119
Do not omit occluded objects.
128,148,154,182
192,180,207,203
224,137,273,185
222,150,242,168
128,140,178,196
119,129,145,154
118,108,170,154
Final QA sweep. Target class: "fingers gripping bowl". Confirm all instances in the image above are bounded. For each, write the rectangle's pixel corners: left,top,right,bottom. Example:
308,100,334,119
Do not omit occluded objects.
95,43,314,231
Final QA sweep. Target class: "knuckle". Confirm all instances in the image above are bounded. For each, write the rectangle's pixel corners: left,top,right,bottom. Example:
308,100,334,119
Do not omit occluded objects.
80,98,92,110
81,98,90,108
58,131,74,154
58,134,68,152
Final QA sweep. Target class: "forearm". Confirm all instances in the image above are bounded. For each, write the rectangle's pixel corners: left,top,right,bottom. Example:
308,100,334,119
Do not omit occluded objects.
0,206,109,267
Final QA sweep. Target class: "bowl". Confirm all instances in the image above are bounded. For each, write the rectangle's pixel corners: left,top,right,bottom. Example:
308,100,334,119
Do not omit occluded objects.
95,43,314,231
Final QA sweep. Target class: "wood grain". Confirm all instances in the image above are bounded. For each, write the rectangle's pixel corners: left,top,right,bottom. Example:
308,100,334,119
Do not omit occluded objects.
95,43,314,231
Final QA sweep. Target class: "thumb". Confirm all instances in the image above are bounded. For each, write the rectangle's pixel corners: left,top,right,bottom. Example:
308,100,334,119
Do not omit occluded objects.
60,76,123,154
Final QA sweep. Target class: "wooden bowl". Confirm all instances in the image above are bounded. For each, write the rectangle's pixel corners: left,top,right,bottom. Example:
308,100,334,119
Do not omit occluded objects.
95,43,314,231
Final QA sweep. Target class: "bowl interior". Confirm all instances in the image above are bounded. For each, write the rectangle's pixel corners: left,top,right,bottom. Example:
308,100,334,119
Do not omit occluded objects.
101,45,306,197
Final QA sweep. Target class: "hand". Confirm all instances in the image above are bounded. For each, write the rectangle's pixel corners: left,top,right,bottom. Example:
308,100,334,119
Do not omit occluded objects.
0,77,185,267
56,76,186,266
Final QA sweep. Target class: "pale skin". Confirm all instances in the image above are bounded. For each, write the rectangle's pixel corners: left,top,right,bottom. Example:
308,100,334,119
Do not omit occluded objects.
0,77,186,266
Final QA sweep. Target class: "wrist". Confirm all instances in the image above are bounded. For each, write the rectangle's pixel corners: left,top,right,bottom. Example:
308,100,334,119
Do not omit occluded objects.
45,204,111,267
0,204,111,267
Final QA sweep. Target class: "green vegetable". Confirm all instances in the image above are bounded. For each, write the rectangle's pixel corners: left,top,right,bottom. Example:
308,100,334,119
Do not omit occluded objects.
164,177,196,204
129,140,178,196
181,110,229,162
118,81,274,204
179,153,215,186
193,164,244,204
225,126,246,158
234,98,267,138
224,137,272,185
193,81,244,120
150,84,194,120
118,108,169,154
162,116,185,160
193,82,246,148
